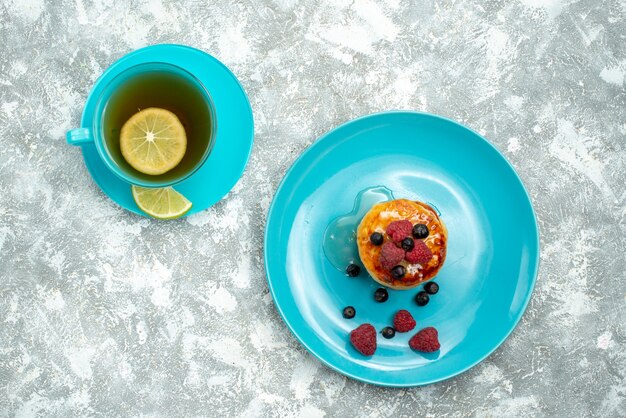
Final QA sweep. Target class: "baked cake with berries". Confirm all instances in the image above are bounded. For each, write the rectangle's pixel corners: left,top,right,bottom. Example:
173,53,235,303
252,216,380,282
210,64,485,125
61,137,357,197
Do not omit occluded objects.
356,199,447,289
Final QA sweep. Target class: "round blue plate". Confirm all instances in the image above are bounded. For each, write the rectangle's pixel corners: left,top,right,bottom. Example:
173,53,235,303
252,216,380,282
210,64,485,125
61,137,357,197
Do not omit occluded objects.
78,44,253,216
264,111,539,387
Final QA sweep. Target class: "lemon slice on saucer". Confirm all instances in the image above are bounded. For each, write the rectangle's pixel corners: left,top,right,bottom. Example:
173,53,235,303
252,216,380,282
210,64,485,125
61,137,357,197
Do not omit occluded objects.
120,107,187,175
131,186,192,219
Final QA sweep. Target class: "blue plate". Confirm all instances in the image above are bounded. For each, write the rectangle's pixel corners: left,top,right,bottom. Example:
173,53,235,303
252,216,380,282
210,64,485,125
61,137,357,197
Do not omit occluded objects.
78,44,253,216
264,111,539,387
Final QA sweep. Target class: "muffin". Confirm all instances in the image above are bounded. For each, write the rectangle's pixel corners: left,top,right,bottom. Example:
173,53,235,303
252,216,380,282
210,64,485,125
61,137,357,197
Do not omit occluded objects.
356,199,447,289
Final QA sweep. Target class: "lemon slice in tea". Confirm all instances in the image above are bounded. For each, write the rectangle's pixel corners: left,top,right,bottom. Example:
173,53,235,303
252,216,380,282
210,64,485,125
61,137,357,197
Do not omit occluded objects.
120,107,187,175
131,186,192,219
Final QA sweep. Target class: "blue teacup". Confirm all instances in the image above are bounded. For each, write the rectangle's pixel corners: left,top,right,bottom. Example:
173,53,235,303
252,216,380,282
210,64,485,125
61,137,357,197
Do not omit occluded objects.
67,62,216,188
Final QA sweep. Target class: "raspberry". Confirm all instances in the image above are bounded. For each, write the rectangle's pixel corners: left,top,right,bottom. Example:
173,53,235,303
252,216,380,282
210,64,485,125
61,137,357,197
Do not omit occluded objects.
409,327,440,352
405,240,432,264
386,220,413,242
379,242,404,269
393,310,416,333
350,324,377,356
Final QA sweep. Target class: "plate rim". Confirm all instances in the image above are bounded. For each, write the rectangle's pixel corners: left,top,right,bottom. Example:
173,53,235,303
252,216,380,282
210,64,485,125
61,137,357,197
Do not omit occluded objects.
264,110,540,387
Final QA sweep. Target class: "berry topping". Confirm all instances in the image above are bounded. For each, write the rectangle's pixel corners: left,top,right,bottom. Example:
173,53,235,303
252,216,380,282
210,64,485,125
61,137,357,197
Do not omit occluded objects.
424,282,439,295
350,324,377,356
412,223,429,239
374,288,389,303
391,265,406,280
386,220,413,242
409,327,440,352
370,232,384,246
415,291,430,306
342,306,356,319
346,264,361,277
405,240,433,264
401,237,415,251
381,326,396,339
393,310,416,333
380,242,405,269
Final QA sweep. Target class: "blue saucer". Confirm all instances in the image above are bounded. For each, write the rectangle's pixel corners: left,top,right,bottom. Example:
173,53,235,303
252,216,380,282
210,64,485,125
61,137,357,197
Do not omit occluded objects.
264,111,539,387
78,44,253,216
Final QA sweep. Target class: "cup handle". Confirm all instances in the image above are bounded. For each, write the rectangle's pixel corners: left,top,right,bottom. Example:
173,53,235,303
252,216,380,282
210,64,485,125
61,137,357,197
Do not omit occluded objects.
66,128,93,146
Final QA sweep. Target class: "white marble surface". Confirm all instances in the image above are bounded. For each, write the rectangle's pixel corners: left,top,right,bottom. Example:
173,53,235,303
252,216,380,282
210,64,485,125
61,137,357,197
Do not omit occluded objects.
1,0,625,416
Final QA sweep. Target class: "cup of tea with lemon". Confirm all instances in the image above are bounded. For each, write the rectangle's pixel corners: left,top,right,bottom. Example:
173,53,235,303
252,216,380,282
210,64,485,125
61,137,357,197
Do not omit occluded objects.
67,62,216,219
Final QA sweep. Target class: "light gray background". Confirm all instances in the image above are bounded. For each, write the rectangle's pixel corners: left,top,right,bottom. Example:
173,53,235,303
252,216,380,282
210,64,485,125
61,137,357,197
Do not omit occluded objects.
1,0,625,416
